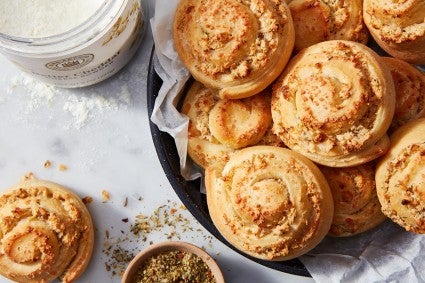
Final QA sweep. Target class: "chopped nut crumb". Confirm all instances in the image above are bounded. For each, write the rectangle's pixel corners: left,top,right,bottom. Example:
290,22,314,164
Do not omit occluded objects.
58,164,68,171
43,160,51,168
102,190,110,203
82,196,93,204
23,172,35,180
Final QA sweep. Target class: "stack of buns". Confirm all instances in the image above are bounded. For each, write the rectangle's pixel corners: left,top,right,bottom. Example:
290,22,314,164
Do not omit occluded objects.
174,0,425,260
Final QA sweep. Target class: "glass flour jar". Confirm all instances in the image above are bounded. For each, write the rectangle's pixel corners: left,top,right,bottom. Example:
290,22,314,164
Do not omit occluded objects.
0,0,146,88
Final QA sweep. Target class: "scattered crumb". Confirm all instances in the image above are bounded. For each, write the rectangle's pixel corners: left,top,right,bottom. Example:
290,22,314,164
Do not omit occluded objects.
130,203,194,242
102,190,110,203
23,172,35,180
123,197,128,207
43,160,51,168
82,196,93,204
58,164,68,171
102,243,134,277
102,200,214,278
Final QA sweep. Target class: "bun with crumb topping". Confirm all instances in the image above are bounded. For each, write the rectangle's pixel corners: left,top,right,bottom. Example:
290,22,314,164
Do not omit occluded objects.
0,175,94,283
363,0,425,64
182,80,275,169
381,56,425,131
289,0,368,52
320,163,387,237
271,40,395,167
376,118,425,234
205,146,333,260
173,0,295,99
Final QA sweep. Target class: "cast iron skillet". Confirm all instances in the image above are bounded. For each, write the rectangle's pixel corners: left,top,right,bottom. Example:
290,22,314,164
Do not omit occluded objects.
146,47,311,277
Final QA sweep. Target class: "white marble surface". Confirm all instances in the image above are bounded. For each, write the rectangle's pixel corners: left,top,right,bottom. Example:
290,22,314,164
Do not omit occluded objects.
0,6,314,283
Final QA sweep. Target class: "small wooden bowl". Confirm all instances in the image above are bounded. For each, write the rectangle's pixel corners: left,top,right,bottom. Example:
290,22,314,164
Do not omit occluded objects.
122,241,225,283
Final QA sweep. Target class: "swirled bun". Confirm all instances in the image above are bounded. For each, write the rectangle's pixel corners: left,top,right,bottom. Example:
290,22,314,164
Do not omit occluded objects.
182,80,274,168
376,118,425,234
205,146,333,260
381,57,425,131
182,81,235,169
208,90,272,149
271,40,396,167
0,175,94,283
363,0,425,64
320,163,386,237
289,0,368,51
173,0,295,99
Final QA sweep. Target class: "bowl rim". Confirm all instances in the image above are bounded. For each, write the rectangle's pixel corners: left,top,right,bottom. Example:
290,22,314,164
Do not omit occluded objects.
121,241,225,283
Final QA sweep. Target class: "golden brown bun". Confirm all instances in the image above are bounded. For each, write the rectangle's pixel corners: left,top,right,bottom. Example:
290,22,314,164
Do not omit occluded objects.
0,175,94,283
363,0,425,64
289,0,368,52
271,40,396,167
320,163,386,237
205,146,333,260
208,90,272,149
173,0,295,99
376,118,425,234
381,57,425,131
181,81,235,169
182,81,274,168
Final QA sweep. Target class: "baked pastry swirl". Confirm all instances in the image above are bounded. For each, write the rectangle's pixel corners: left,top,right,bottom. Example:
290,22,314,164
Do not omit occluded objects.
382,57,425,131
173,0,295,99
208,90,272,149
0,176,94,283
289,0,368,51
182,80,273,168
363,0,425,64
376,118,425,234
205,146,333,260
271,40,396,167
320,163,386,237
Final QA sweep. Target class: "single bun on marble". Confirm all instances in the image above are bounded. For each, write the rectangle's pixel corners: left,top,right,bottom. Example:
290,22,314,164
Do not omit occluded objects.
320,163,386,237
182,80,274,169
0,174,94,283
363,0,425,64
173,0,295,99
376,118,425,234
381,57,425,131
271,40,396,167
289,0,368,52
205,146,334,260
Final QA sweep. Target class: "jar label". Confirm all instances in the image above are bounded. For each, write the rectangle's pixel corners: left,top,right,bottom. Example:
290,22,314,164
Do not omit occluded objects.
45,54,95,71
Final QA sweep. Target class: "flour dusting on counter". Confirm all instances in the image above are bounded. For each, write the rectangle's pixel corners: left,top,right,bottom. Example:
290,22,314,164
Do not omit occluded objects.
6,74,133,129
63,94,120,129
8,75,57,111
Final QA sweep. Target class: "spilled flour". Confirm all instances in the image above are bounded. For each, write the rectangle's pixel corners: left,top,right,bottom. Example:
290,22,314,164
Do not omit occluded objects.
6,74,133,129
